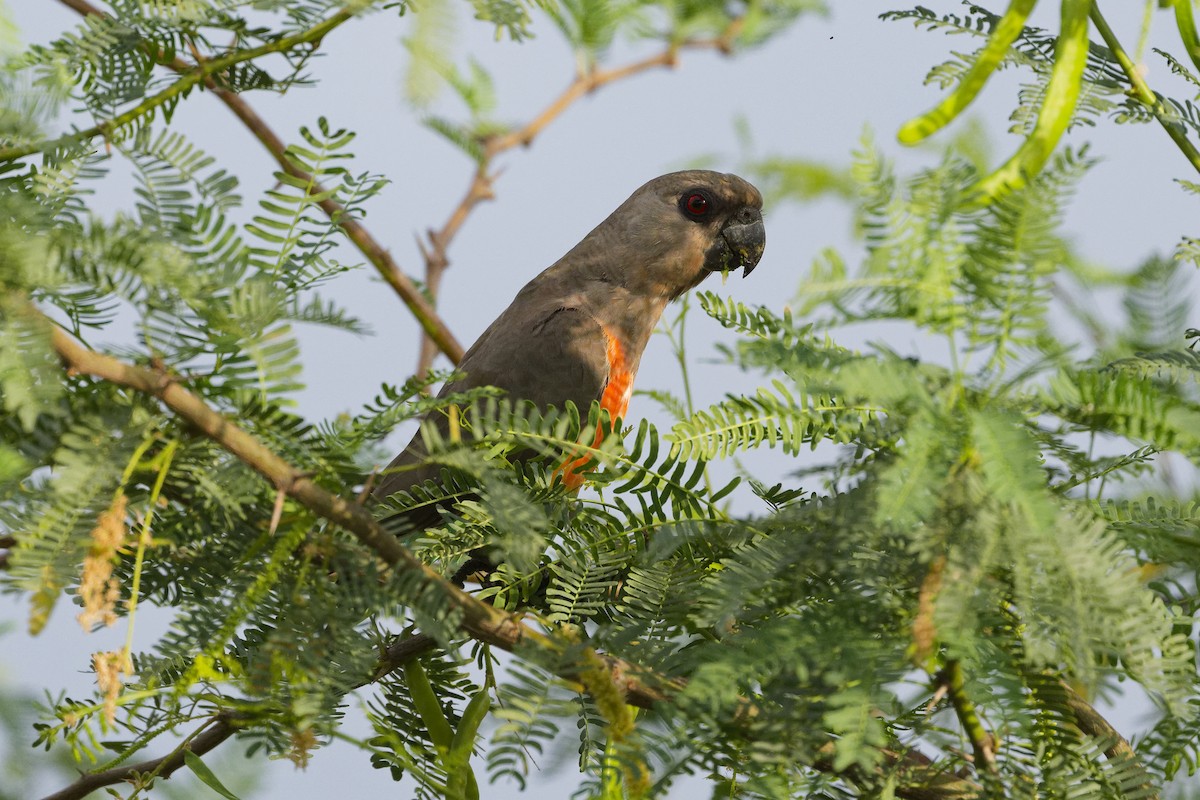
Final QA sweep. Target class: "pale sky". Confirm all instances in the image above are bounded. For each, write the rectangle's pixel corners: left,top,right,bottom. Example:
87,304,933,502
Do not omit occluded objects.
3,2,1198,797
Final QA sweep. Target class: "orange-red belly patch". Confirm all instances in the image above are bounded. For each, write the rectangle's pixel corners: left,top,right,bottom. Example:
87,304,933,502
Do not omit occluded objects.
558,326,632,490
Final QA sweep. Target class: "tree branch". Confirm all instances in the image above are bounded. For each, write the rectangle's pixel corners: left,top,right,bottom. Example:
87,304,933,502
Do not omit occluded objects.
40,714,238,800
55,0,105,16
40,633,437,800
47,322,541,655
55,0,466,364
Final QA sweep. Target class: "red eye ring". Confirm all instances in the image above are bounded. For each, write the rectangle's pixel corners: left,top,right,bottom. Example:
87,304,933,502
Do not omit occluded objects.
683,192,710,217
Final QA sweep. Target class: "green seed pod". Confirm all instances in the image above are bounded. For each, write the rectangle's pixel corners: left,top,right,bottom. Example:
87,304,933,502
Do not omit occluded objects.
449,686,492,757
446,687,491,800
404,659,454,751
968,0,1091,205
899,0,1040,145
1175,0,1200,75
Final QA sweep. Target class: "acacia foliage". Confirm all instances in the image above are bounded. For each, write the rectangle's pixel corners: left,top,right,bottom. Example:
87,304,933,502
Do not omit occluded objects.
1,1,1199,799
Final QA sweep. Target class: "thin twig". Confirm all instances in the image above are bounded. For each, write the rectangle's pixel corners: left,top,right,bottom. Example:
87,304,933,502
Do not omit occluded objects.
55,0,465,364
1090,3,1200,178
489,18,756,159
415,164,495,377
485,50,679,156
41,714,238,800
913,556,945,665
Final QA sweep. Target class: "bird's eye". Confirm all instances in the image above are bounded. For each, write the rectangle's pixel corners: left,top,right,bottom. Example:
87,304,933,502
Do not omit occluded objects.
681,192,711,219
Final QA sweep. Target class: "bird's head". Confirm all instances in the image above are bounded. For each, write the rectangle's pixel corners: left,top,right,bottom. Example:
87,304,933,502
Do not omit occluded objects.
565,170,765,299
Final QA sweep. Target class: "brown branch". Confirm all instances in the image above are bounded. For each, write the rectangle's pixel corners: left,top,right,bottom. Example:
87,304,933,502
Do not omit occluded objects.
55,0,465,365
415,165,495,377
811,746,979,800
48,323,540,656
1064,682,1158,799
55,0,97,16
41,714,238,800
484,49,681,156
39,633,434,800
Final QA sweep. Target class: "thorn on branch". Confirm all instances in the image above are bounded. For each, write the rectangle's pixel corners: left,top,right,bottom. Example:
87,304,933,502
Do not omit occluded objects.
923,681,949,716
414,231,434,266
423,228,447,272
268,488,286,535
356,469,379,504
716,16,746,54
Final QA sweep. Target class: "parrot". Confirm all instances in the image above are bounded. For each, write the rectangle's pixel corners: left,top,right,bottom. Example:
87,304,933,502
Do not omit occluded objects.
372,170,765,567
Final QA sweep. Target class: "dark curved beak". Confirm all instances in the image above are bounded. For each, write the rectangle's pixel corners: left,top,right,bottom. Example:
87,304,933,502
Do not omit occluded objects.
720,208,766,277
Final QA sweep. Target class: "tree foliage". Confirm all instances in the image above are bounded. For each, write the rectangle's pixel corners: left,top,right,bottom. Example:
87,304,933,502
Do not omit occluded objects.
1,1,1199,799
